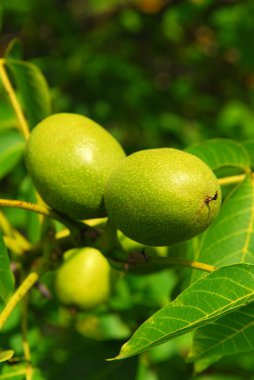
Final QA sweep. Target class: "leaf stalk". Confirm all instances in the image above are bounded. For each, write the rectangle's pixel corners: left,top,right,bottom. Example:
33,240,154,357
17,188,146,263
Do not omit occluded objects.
0,198,80,231
112,253,217,274
0,272,39,330
218,174,246,186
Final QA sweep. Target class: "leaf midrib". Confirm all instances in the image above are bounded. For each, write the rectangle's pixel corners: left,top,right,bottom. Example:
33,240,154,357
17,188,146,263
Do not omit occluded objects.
120,270,254,358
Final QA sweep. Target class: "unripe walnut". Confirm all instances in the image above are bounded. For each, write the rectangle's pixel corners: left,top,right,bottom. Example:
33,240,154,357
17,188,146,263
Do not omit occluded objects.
55,247,111,310
25,113,125,220
105,148,221,246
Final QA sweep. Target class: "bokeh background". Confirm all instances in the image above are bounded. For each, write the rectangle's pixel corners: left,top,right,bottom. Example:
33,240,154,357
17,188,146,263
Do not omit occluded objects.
2,0,254,153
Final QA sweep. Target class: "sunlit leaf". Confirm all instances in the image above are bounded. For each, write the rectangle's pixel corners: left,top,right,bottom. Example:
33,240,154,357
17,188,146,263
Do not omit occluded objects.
112,264,254,360
0,363,27,379
4,58,51,128
0,350,14,363
0,233,15,304
191,176,254,284
190,303,254,366
186,139,250,173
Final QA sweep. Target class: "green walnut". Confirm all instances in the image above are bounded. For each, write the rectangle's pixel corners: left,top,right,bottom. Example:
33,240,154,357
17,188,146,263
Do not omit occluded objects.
25,113,125,220
105,148,221,246
55,247,111,310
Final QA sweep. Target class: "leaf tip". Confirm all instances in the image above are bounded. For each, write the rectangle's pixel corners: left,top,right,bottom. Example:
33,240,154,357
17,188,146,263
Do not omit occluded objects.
106,355,121,362
106,342,133,361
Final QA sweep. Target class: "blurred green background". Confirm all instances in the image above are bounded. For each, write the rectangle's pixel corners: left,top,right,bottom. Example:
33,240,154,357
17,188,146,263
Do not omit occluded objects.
2,0,254,153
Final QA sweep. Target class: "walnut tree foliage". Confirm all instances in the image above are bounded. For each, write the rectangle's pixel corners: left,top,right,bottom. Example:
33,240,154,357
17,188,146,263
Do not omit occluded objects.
1,1,254,379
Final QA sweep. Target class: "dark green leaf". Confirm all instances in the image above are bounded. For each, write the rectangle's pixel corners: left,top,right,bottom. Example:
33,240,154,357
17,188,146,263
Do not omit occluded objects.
5,58,51,128
4,38,23,60
112,264,254,360
0,5,2,34
193,375,244,380
0,233,15,304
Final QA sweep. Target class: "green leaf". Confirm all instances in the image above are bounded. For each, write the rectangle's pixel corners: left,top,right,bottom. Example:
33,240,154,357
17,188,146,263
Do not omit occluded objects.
0,130,25,180
243,139,254,170
0,350,14,363
0,102,16,132
112,264,254,360
186,139,250,173
0,233,15,304
19,177,41,243
4,58,51,128
191,176,254,284
4,38,22,60
0,363,27,379
190,302,254,365
193,354,224,375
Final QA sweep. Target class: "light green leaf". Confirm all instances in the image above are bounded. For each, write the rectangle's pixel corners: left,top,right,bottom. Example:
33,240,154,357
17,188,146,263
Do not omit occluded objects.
190,303,254,365
193,354,223,375
0,130,25,179
4,58,51,128
0,233,15,304
0,350,14,363
191,176,254,284
0,363,27,379
186,139,250,173
0,103,16,132
112,264,254,360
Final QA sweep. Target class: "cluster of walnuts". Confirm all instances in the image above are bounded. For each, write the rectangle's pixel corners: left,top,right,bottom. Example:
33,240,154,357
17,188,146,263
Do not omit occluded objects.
25,113,221,309
25,113,221,247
